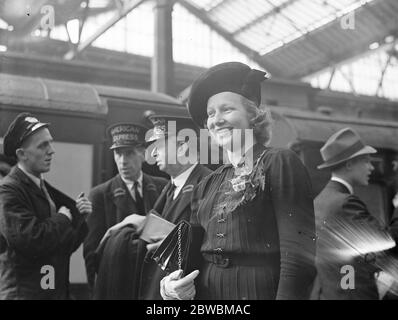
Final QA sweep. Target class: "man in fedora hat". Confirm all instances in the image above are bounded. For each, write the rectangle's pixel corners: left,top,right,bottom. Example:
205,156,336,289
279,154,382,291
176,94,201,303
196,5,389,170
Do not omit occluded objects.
0,113,89,299
83,123,168,295
314,127,392,300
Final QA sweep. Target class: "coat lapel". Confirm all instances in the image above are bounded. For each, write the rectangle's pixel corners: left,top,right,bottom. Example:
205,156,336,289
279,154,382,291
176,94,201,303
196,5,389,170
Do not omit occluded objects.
11,167,47,202
153,181,170,213
161,165,201,223
45,181,76,210
142,173,161,213
9,167,55,219
108,175,138,221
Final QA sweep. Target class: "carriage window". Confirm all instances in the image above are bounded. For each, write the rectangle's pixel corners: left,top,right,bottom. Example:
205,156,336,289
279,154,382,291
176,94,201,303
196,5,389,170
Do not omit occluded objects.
44,141,93,199
44,141,93,284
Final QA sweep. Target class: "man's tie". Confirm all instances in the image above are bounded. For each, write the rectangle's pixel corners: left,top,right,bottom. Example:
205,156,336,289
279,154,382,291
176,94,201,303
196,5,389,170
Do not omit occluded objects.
41,180,57,215
133,181,145,215
163,182,176,211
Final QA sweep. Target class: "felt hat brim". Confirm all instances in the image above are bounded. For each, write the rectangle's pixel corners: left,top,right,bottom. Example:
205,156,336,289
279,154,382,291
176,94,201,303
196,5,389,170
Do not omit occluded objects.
317,145,377,169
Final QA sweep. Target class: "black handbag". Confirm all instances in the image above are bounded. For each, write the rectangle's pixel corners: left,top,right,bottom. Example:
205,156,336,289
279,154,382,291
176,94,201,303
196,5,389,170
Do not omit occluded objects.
152,220,204,276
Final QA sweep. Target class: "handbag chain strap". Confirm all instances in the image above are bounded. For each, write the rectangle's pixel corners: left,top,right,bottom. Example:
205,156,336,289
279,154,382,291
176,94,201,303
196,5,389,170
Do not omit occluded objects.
177,223,182,270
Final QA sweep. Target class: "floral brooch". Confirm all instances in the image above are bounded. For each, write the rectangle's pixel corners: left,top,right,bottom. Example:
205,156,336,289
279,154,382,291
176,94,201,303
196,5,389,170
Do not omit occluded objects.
232,152,267,206
214,150,267,216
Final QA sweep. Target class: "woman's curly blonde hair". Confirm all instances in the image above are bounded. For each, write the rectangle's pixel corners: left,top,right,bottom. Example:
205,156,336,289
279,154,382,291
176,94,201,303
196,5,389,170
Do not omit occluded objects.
241,97,273,146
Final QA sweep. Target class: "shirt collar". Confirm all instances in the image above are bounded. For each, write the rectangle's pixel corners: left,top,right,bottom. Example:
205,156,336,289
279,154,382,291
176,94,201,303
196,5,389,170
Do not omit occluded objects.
121,171,143,188
331,176,354,195
18,163,42,189
171,163,197,188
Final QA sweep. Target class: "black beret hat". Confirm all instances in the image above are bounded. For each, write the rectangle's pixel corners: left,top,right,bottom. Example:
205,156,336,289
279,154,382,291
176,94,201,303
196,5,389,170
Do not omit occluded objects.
3,113,49,158
146,115,199,143
188,62,269,128
107,123,148,149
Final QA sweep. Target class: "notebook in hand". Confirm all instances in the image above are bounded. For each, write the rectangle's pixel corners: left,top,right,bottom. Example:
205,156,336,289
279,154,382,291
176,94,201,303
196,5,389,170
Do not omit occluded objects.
139,211,175,243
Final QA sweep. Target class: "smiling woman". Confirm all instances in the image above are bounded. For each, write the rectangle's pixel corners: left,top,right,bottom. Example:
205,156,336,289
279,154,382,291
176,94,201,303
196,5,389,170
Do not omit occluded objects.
206,92,251,149
206,92,272,154
160,62,317,300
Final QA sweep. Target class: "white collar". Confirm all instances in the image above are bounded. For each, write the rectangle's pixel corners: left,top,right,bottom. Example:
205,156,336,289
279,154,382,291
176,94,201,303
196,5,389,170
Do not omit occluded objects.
121,171,143,188
331,176,354,195
171,163,197,189
18,163,42,189
227,139,255,168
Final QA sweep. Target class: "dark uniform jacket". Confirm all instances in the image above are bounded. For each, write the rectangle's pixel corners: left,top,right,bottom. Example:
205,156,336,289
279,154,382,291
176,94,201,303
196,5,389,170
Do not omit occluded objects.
0,167,87,300
83,173,167,290
314,180,386,300
140,164,212,299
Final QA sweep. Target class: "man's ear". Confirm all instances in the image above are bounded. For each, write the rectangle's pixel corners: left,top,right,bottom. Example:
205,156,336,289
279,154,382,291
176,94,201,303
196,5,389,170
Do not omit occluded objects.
345,159,354,170
15,148,25,161
176,141,188,157
138,149,146,162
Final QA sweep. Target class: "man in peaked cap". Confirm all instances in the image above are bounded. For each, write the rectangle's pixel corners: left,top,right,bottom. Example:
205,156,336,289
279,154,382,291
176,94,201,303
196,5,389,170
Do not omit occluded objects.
313,127,394,300
89,117,211,300
138,114,212,300
0,113,89,299
83,122,168,296
145,114,212,225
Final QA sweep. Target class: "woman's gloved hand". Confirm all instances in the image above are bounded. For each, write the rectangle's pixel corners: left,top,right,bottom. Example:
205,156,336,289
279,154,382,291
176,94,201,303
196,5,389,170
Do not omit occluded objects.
160,269,200,300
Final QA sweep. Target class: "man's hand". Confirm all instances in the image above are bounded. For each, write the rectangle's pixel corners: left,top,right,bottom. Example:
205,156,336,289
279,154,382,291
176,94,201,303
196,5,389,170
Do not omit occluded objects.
393,192,398,209
101,214,146,243
76,192,92,215
119,214,146,230
58,206,72,221
392,160,398,172
146,236,165,252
